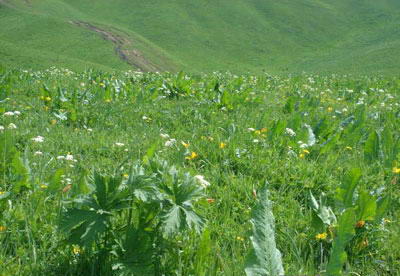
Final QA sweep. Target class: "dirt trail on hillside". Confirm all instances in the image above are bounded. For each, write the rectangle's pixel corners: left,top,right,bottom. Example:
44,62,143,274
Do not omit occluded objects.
71,20,160,72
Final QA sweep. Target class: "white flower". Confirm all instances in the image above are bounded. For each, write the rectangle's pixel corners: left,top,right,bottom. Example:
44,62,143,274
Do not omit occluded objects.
57,156,65,160
87,128,93,132
65,154,74,161
14,111,21,116
115,142,125,147
124,148,129,152
285,128,296,137
8,123,17,129
194,175,211,188
34,151,43,156
4,111,14,116
299,143,308,149
253,139,260,143
0,125,4,131
160,133,170,139
31,136,44,143
165,139,176,147
247,128,255,132
342,108,348,113
142,115,149,120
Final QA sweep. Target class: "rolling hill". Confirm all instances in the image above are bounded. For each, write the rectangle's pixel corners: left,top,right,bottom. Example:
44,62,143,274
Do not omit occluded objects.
0,0,399,73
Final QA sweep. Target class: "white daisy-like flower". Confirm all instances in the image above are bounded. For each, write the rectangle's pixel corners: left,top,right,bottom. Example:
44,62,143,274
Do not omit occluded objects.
14,111,21,116
0,125,4,131
4,111,14,116
34,151,43,156
57,156,65,160
160,133,170,139
253,139,260,143
165,138,176,147
247,128,256,132
65,154,74,161
285,128,296,137
194,175,211,188
8,123,17,129
31,136,44,143
115,142,125,147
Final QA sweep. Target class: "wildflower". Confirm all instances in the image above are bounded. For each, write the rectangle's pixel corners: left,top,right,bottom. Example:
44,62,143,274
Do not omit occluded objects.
8,123,17,129
105,99,112,103
0,126,4,131
115,142,125,147
14,111,21,116
3,111,14,116
392,167,400,174
327,107,333,112
160,133,170,139
0,191,5,196
194,175,210,188
236,236,245,242
253,139,260,143
345,146,353,150
31,136,44,143
315,232,327,241
0,226,6,232
299,143,308,149
255,130,261,135
99,82,105,87
72,245,81,255
219,142,227,149
34,151,43,156
123,173,129,178
50,119,57,125
302,149,310,155
181,141,190,148
260,128,267,133
65,154,74,161
57,156,65,160
355,220,366,228
40,184,48,189
247,128,255,132
165,139,176,147
186,152,198,160
206,198,215,204
299,153,305,159
45,96,51,102
285,128,296,137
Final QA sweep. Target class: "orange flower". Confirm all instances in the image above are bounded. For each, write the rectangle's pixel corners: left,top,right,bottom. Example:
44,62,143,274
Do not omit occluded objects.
355,220,365,228
206,198,215,204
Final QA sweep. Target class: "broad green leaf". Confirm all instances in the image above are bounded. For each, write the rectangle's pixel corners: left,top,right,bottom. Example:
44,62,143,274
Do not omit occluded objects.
336,168,362,209
364,130,380,162
194,228,212,276
326,208,356,276
245,183,284,276
357,189,377,221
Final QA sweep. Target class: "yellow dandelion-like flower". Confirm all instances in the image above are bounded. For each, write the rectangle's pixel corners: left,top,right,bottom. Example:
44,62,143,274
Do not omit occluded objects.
299,153,305,159
72,245,81,255
236,236,245,242
105,99,112,103
345,146,352,150
327,107,333,112
255,130,261,135
260,128,267,133
99,83,105,87
219,142,227,149
181,141,190,148
355,220,365,228
302,149,310,155
0,226,6,232
315,232,327,241
0,191,4,196
40,184,48,189
392,167,400,174
123,173,129,178
185,152,198,160
45,96,52,102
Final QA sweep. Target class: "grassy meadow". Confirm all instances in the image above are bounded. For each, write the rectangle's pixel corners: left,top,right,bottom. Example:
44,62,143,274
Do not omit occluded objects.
1,67,399,275
1,0,400,73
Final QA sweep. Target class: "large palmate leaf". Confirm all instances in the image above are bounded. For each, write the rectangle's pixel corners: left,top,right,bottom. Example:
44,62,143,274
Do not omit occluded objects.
160,172,205,237
245,183,284,276
126,165,159,202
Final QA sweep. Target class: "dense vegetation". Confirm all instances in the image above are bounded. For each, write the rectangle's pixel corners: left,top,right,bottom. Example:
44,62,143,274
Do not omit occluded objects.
1,0,400,73
1,67,399,275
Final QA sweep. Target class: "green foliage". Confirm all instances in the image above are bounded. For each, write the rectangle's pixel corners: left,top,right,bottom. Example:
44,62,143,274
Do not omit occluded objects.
245,183,284,276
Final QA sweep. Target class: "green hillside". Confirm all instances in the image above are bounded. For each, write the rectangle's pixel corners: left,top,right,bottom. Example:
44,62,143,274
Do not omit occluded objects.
0,0,399,73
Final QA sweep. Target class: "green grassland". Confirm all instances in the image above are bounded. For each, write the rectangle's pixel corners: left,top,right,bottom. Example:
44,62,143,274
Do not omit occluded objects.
1,0,400,73
1,68,400,275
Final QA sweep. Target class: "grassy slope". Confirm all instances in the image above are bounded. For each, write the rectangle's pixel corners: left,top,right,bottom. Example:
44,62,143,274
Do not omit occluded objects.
0,0,399,73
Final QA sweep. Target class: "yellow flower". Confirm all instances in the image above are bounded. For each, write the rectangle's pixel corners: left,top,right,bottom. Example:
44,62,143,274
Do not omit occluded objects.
45,96,51,102
302,149,310,155
0,226,6,232
327,107,333,112
236,236,245,241
255,130,261,135
315,232,327,241
105,99,112,103
260,128,268,133
0,191,4,196
99,82,105,87
50,119,57,125
219,142,227,149
72,245,81,255
123,173,129,178
185,152,198,160
345,146,352,150
355,220,365,228
181,141,190,148
40,184,48,189
392,167,400,174
299,153,305,159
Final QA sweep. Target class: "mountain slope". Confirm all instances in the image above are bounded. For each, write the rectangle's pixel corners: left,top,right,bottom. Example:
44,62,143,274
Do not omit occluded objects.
0,0,399,73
